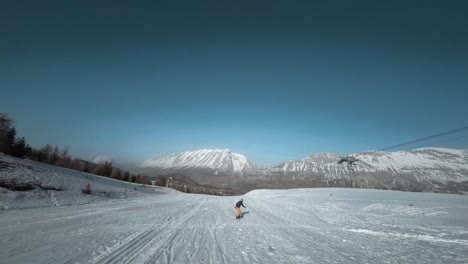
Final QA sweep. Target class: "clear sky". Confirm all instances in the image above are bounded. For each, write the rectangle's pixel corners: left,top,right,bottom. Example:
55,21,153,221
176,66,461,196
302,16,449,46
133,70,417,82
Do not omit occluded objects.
1,0,468,164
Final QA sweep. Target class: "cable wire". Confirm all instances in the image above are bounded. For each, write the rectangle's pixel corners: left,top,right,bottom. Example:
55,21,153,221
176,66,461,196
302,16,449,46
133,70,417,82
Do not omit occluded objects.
379,126,468,151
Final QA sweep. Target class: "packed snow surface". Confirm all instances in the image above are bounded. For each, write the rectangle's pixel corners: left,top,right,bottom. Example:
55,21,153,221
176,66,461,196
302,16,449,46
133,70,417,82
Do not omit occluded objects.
1,188,467,263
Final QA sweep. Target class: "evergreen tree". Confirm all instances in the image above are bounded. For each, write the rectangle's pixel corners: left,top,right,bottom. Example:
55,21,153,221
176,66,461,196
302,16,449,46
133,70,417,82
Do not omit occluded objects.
0,114,13,153
4,127,17,155
10,137,32,158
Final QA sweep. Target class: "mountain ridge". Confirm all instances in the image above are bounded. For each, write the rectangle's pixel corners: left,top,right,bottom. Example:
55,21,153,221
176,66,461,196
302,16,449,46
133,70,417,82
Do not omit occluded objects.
138,148,257,176
135,147,468,193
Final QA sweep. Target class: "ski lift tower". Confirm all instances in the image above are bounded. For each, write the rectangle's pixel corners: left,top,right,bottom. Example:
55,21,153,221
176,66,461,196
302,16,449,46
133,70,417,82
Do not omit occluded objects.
338,156,360,187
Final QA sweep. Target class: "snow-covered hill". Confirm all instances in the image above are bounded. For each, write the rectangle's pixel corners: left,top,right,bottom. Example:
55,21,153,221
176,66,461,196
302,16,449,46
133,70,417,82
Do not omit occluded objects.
138,149,258,176
0,154,169,210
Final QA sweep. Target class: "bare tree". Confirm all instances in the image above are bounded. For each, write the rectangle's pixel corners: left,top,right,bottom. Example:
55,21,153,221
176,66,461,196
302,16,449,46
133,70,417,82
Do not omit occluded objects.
39,144,53,162
47,146,60,165
111,167,122,179
123,171,130,182
59,146,71,167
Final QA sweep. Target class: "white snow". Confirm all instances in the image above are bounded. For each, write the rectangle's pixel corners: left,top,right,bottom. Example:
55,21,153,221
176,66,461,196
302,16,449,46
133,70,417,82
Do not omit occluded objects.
1,156,468,263
347,229,468,246
413,147,467,156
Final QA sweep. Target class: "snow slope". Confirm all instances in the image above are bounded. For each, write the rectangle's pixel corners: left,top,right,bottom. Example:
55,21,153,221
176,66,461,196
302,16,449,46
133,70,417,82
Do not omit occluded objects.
1,188,467,263
0,154,170,210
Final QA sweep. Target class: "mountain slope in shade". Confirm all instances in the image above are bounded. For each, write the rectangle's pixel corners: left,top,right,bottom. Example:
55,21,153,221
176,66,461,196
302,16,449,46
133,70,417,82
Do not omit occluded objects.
138,149,257,176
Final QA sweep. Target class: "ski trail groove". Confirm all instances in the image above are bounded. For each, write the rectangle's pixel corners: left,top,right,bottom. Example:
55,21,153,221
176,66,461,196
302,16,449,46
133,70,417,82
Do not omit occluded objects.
95,201,196,264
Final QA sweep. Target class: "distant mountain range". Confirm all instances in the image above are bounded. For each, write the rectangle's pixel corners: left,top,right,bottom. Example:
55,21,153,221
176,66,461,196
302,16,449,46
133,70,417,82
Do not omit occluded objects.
138,149,258,176
134,148,468,194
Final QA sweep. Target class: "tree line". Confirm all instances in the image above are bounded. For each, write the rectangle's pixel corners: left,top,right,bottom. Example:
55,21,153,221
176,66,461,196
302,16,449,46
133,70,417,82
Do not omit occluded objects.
0,113,151,185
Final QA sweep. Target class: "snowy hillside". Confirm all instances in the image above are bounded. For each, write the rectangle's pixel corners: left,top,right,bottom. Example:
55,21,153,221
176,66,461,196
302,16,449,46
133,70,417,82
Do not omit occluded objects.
1,187,467,263
0,154,169,210
138,149,258,176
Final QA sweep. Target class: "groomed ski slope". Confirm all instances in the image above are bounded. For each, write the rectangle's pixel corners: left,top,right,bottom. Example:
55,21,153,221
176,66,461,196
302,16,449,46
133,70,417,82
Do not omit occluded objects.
1,188,467,264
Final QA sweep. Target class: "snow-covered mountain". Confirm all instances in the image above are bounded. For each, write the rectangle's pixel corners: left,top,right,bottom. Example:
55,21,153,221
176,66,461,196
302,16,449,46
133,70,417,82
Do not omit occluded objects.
271,148,468,192
138,149,258,176
271,152,345,178
136,147,468,193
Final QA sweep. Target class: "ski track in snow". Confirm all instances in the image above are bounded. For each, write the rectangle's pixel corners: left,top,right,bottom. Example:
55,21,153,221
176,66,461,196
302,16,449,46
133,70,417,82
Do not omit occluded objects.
1,188,467,264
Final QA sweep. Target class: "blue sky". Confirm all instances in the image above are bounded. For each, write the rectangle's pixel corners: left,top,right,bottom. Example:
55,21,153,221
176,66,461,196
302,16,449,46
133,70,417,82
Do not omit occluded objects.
1,1,468,164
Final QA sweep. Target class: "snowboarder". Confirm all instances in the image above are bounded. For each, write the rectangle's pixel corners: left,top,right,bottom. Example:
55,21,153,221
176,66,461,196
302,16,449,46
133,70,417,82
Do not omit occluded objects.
235,198,245,219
